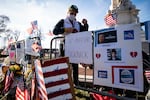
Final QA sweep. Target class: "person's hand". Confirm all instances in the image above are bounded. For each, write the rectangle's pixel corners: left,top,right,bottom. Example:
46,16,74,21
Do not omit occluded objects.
64,28,78,33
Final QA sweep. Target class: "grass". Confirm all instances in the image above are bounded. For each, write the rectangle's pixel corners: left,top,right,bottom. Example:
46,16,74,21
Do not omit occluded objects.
75,88,91,100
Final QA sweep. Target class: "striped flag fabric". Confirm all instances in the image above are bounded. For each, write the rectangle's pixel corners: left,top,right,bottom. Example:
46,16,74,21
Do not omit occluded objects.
3,70,14,93
34,57,75,100
15,86,30,100
31,73,35,99
34,59,48,100
104,13,117,26
145,70,150,84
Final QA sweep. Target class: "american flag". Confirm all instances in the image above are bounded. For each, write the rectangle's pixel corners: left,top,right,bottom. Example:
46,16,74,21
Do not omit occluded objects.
15,86,30,100
31,20,38,30
3,70,14,93
38,57,75,100
47,30,54,36
105,13,117,26
31,73,35,99
34,59,48,100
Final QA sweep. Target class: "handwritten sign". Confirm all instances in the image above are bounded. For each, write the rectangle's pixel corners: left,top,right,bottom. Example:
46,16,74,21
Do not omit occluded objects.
65,31,93,64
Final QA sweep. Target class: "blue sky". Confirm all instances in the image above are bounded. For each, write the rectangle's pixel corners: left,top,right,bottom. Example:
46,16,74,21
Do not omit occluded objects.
0,0,150,42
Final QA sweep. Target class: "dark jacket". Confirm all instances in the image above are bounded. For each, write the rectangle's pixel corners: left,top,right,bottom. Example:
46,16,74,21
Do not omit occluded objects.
53,19,88,35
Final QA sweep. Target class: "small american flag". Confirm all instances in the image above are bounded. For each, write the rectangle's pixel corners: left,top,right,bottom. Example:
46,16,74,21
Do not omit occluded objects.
31,20,38,30
31,73,35,99
34,59,48,100
15,86,30,100
3,70,14,93
105,13,117,26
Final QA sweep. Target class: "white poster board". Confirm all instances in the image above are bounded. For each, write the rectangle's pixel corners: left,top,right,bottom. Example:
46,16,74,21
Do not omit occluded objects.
65,31,93,64
145,21,150,42
16,40,25,64
94,24,143,92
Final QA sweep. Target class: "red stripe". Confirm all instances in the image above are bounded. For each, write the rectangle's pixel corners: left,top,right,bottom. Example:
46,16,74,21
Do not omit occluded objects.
38,87,48,100
45,79,69,88
38,70,43,76
39,79,45,87
4,70,14,93
42,57,69,67
48,88,71,99
43,68,68,77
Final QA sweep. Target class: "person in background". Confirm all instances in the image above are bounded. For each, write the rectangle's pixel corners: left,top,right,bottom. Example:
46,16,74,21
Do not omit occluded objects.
53,5,89,85
82,18,89,31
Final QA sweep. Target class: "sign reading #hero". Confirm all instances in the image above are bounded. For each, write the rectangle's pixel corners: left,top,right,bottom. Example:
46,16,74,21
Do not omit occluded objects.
65,31,93,64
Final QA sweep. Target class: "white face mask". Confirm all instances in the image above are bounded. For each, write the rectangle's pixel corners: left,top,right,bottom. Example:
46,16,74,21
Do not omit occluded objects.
67,15,76,21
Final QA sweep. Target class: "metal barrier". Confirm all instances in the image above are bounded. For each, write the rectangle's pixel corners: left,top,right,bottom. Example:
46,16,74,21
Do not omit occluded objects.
50,36,150,100
50,36,64,59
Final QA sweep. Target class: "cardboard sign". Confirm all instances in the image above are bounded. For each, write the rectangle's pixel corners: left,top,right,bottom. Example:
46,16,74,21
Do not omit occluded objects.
16,40,25,64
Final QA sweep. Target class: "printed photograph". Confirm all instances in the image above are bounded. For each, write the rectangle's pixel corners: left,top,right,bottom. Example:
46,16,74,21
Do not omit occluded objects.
119,69,135,84
98,30,117,44
107,48,121,61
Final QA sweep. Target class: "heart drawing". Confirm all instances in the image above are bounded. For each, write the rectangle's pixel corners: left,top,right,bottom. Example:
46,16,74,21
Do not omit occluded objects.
9,52,15,58
96,53,101,59
130,51,137,58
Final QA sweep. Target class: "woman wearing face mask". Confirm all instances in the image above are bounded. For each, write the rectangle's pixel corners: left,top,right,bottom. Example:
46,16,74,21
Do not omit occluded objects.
53,5,89,85
53,5,88,35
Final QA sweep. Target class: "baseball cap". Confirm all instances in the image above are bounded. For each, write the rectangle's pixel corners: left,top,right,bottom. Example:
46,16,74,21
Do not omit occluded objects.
68,5,78,13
